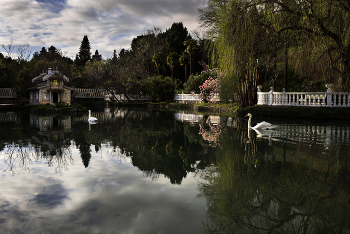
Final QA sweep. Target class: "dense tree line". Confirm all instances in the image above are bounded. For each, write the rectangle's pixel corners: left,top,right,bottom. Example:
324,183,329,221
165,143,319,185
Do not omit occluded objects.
4,0,348,107
199,0,350,106
0,22,209,103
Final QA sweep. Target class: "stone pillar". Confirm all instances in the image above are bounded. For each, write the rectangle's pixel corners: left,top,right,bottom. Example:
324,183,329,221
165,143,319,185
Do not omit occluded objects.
325,83,333,107
257,85,263,105
269,86,274,105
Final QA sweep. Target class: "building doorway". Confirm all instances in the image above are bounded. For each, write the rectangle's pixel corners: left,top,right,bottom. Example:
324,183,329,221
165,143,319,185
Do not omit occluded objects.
53,93,58,103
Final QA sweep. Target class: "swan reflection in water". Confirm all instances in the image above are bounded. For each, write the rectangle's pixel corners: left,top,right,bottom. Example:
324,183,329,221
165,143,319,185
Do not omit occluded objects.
247,119,350,151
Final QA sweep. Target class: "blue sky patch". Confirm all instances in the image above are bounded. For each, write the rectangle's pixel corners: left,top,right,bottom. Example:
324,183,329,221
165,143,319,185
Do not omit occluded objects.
35,0,67,14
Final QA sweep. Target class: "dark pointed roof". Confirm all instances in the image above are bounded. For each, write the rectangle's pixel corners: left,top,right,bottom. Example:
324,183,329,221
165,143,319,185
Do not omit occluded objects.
32,70,69,83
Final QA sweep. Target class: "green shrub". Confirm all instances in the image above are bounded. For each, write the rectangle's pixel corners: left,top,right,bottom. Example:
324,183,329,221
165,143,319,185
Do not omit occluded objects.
144,75,174,102
55,101,69,107
33,105,54,113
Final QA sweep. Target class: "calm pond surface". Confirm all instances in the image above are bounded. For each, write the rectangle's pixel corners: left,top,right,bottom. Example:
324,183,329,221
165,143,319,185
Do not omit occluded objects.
0,106,350,234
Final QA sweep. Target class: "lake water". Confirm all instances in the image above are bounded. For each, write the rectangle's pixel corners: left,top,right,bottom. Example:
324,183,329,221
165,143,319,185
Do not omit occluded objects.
0,107,350,234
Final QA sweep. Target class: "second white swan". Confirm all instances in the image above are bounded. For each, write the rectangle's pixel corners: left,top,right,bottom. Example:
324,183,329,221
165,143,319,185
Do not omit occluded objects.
88,110,97,123
245,113,276,130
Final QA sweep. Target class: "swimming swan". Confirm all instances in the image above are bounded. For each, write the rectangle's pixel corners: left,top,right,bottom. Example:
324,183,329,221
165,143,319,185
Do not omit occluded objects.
245,113,276,130
88,110,97,123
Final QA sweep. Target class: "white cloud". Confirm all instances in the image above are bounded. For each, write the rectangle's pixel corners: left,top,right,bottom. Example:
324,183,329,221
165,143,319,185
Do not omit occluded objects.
0,0,206,59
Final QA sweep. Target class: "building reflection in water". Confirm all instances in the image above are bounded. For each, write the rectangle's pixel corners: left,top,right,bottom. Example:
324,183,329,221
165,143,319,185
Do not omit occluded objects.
28,114,73,172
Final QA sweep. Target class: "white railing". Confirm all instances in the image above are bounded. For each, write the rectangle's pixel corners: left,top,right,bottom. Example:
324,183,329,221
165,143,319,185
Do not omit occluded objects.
73,88,109,98
257,85,350,107
174,93,221,103
104,93,148,101
174,93,202,103
73,89,148,101
0,88,16,98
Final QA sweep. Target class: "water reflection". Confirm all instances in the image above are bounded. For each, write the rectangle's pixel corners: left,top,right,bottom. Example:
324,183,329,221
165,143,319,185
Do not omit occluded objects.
2,110,220,184
0,109,208,234
0,112,17,122
199,118,350,234
2,109,350,233
175,111,236,147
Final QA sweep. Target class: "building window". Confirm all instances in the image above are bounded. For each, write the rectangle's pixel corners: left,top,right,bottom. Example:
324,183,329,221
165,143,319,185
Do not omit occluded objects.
62,91,68,101
36,91,39,101
42,91,49,101
53,80,58,87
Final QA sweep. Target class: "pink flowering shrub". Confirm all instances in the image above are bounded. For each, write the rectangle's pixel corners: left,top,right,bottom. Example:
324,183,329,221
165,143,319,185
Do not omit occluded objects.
183,68,219,94
199,76,220,103
199,118,223,147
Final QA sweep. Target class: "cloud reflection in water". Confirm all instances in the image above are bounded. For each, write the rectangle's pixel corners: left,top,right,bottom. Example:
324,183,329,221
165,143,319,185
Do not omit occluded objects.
0,146,205,234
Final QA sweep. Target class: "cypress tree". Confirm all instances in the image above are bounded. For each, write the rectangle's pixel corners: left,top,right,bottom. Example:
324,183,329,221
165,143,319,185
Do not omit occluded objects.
92,50,102,62
78,35,91,65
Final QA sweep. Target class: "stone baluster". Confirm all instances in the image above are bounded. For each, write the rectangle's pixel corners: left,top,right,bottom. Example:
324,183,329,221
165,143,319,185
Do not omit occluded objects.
269,86,274,105
312,93,316,106
325,83,333,107
257,85,263,105
301,94,304,106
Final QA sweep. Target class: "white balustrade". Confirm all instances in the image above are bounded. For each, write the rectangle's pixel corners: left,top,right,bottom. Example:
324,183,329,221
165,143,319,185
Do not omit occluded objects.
174,92,222,103
72,89,148,101
174,93,202,103
0,88,16,98
257,84,350,107
73,88,109,98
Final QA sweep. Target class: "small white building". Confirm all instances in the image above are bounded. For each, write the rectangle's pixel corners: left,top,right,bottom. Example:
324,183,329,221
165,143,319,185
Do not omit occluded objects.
28,68,71,105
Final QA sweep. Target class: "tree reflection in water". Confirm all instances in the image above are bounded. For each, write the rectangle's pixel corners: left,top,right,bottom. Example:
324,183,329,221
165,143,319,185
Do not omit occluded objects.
3,109,350,233
199,119,350,234
3,143,36,175
3,143,73,175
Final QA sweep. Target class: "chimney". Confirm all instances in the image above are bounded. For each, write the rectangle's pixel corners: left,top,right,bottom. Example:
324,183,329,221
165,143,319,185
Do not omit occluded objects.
48,68,52,74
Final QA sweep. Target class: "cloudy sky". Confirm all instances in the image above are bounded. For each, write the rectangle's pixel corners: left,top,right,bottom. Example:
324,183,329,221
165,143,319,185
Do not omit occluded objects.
0,0,207,60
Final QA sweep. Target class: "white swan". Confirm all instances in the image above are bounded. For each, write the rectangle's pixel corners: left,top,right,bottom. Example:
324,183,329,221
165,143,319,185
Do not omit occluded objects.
245,113,276,130
88,110,97,124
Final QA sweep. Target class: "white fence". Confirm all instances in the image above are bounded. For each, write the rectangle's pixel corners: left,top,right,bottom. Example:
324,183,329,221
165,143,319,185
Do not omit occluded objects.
72,89,148,101
109,94,148,102
257,85,350,107
0,88,16,98
73,88,109,98
174,93,221,103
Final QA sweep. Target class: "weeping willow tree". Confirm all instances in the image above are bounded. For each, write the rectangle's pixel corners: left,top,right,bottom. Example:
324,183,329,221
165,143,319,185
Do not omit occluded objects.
200,0,275,106
199,0,350,106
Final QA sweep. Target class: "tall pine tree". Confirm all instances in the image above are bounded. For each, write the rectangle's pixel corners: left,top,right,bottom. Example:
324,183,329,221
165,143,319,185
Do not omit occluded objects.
78,35,91,66
92,50,102,62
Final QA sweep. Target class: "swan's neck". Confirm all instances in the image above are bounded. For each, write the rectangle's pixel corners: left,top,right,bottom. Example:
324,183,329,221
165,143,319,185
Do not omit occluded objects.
88,111,91,119
248,116,252,128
